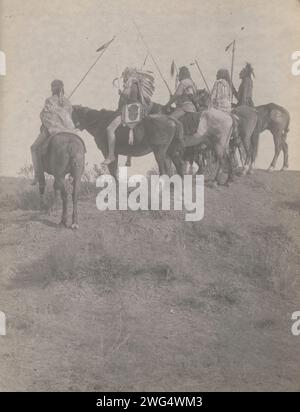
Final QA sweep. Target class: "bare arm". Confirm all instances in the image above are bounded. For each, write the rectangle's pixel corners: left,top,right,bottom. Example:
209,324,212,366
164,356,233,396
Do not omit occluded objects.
166,82,184,106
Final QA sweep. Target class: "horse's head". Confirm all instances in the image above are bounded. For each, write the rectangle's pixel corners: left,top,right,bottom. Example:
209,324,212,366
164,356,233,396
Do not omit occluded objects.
197,89,210,108
72,105,89,130
72,105,113,135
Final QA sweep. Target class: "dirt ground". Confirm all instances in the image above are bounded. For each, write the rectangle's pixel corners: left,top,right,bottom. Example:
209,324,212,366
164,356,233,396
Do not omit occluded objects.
0,170,300,391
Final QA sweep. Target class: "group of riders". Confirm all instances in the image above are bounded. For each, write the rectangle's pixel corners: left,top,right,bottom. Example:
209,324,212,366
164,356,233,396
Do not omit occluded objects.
30,62,255,185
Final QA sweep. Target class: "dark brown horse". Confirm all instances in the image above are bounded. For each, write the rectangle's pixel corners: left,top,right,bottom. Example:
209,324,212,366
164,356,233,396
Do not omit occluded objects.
251,103,290,171
39,132,85,229
72,106,184,177
126,93,235,185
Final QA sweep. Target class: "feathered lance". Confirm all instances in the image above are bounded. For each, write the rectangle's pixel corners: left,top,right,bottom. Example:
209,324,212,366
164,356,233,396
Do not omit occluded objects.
225,26,245,102
171,60,179,88
225,40,236,103
141,53,149,70
191,60,210,94
68,36,116,99
133,20,172,96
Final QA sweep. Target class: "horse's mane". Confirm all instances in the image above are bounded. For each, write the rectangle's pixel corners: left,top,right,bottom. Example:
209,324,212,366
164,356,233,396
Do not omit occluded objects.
74,105,116,129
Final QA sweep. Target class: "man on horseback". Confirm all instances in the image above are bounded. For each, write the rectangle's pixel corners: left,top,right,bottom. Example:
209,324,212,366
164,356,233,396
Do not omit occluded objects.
210,68,232,112
31,79,75,185
233,62,255,107
103,67,154,165
210,68,241,164
165,66,198,119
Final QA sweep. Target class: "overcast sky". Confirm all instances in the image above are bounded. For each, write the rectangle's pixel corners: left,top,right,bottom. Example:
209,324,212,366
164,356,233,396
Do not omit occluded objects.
0,0,299,175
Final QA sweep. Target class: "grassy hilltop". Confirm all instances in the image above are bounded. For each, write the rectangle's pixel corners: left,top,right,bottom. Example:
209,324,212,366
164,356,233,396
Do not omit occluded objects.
0,170,300,391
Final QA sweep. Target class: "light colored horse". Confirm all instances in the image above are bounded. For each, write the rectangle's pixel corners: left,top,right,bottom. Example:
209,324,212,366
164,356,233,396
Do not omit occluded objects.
183,108,234,185
252,103,290,171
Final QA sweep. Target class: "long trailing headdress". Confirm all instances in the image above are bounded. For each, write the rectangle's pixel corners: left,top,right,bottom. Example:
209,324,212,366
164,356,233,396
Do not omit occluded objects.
122,67,155,104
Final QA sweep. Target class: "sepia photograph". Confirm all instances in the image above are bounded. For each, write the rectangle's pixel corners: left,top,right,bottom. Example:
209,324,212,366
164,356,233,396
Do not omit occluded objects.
0,0,300,397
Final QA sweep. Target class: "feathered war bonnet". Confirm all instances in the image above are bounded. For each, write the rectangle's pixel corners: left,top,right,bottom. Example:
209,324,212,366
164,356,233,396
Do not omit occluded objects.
244,62,255,78
122,67,155,104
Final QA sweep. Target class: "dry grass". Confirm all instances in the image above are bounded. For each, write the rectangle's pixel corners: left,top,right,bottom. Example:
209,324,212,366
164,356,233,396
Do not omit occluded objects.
1,171,300,391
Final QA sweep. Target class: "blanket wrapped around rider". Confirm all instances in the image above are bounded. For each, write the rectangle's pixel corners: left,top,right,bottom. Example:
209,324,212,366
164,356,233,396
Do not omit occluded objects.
40,95,76,136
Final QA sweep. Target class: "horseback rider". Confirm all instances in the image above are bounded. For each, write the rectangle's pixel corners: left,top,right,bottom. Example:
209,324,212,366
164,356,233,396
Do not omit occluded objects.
233,63,255,107
210,68,232,112
165,66,198,119
210,68,240,150
31,79,75,185
103,67,154,165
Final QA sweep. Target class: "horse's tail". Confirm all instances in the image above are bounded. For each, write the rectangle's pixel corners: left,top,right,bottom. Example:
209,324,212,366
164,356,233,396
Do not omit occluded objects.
66,135,86,180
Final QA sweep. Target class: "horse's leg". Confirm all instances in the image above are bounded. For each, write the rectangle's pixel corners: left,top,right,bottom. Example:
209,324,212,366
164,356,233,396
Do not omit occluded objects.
71,175,80,230
125,156,132,167
164,156,173,177
183,160,192,175
48,187,60,215
38,173,46,211
212,159,221,187
212,146,222,187
153,146,167,175
108,155,119,180
195,152,204,175
54,176,68,227
268,130,281,171
238,144,244,168
60,184,68,227
241,137,251,175
225,150,234,186
167,138,184,177
281,134,289,171
248,144,256,175
182,148,192,174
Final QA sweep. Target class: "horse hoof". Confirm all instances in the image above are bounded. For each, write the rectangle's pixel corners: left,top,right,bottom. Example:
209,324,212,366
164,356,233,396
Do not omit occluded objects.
267,167,274,173
211,181,218,189
71,223,79,230
59,221,68,228
280,166,288,172
225,179,234,186
247,169,254,175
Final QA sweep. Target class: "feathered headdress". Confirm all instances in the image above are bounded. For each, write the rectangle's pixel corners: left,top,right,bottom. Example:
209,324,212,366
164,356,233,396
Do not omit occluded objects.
244,62,255,78
122,67,155,104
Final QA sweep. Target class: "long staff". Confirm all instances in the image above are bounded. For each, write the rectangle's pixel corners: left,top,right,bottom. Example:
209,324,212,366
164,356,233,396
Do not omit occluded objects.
133,20,172,95
68,36,116,99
